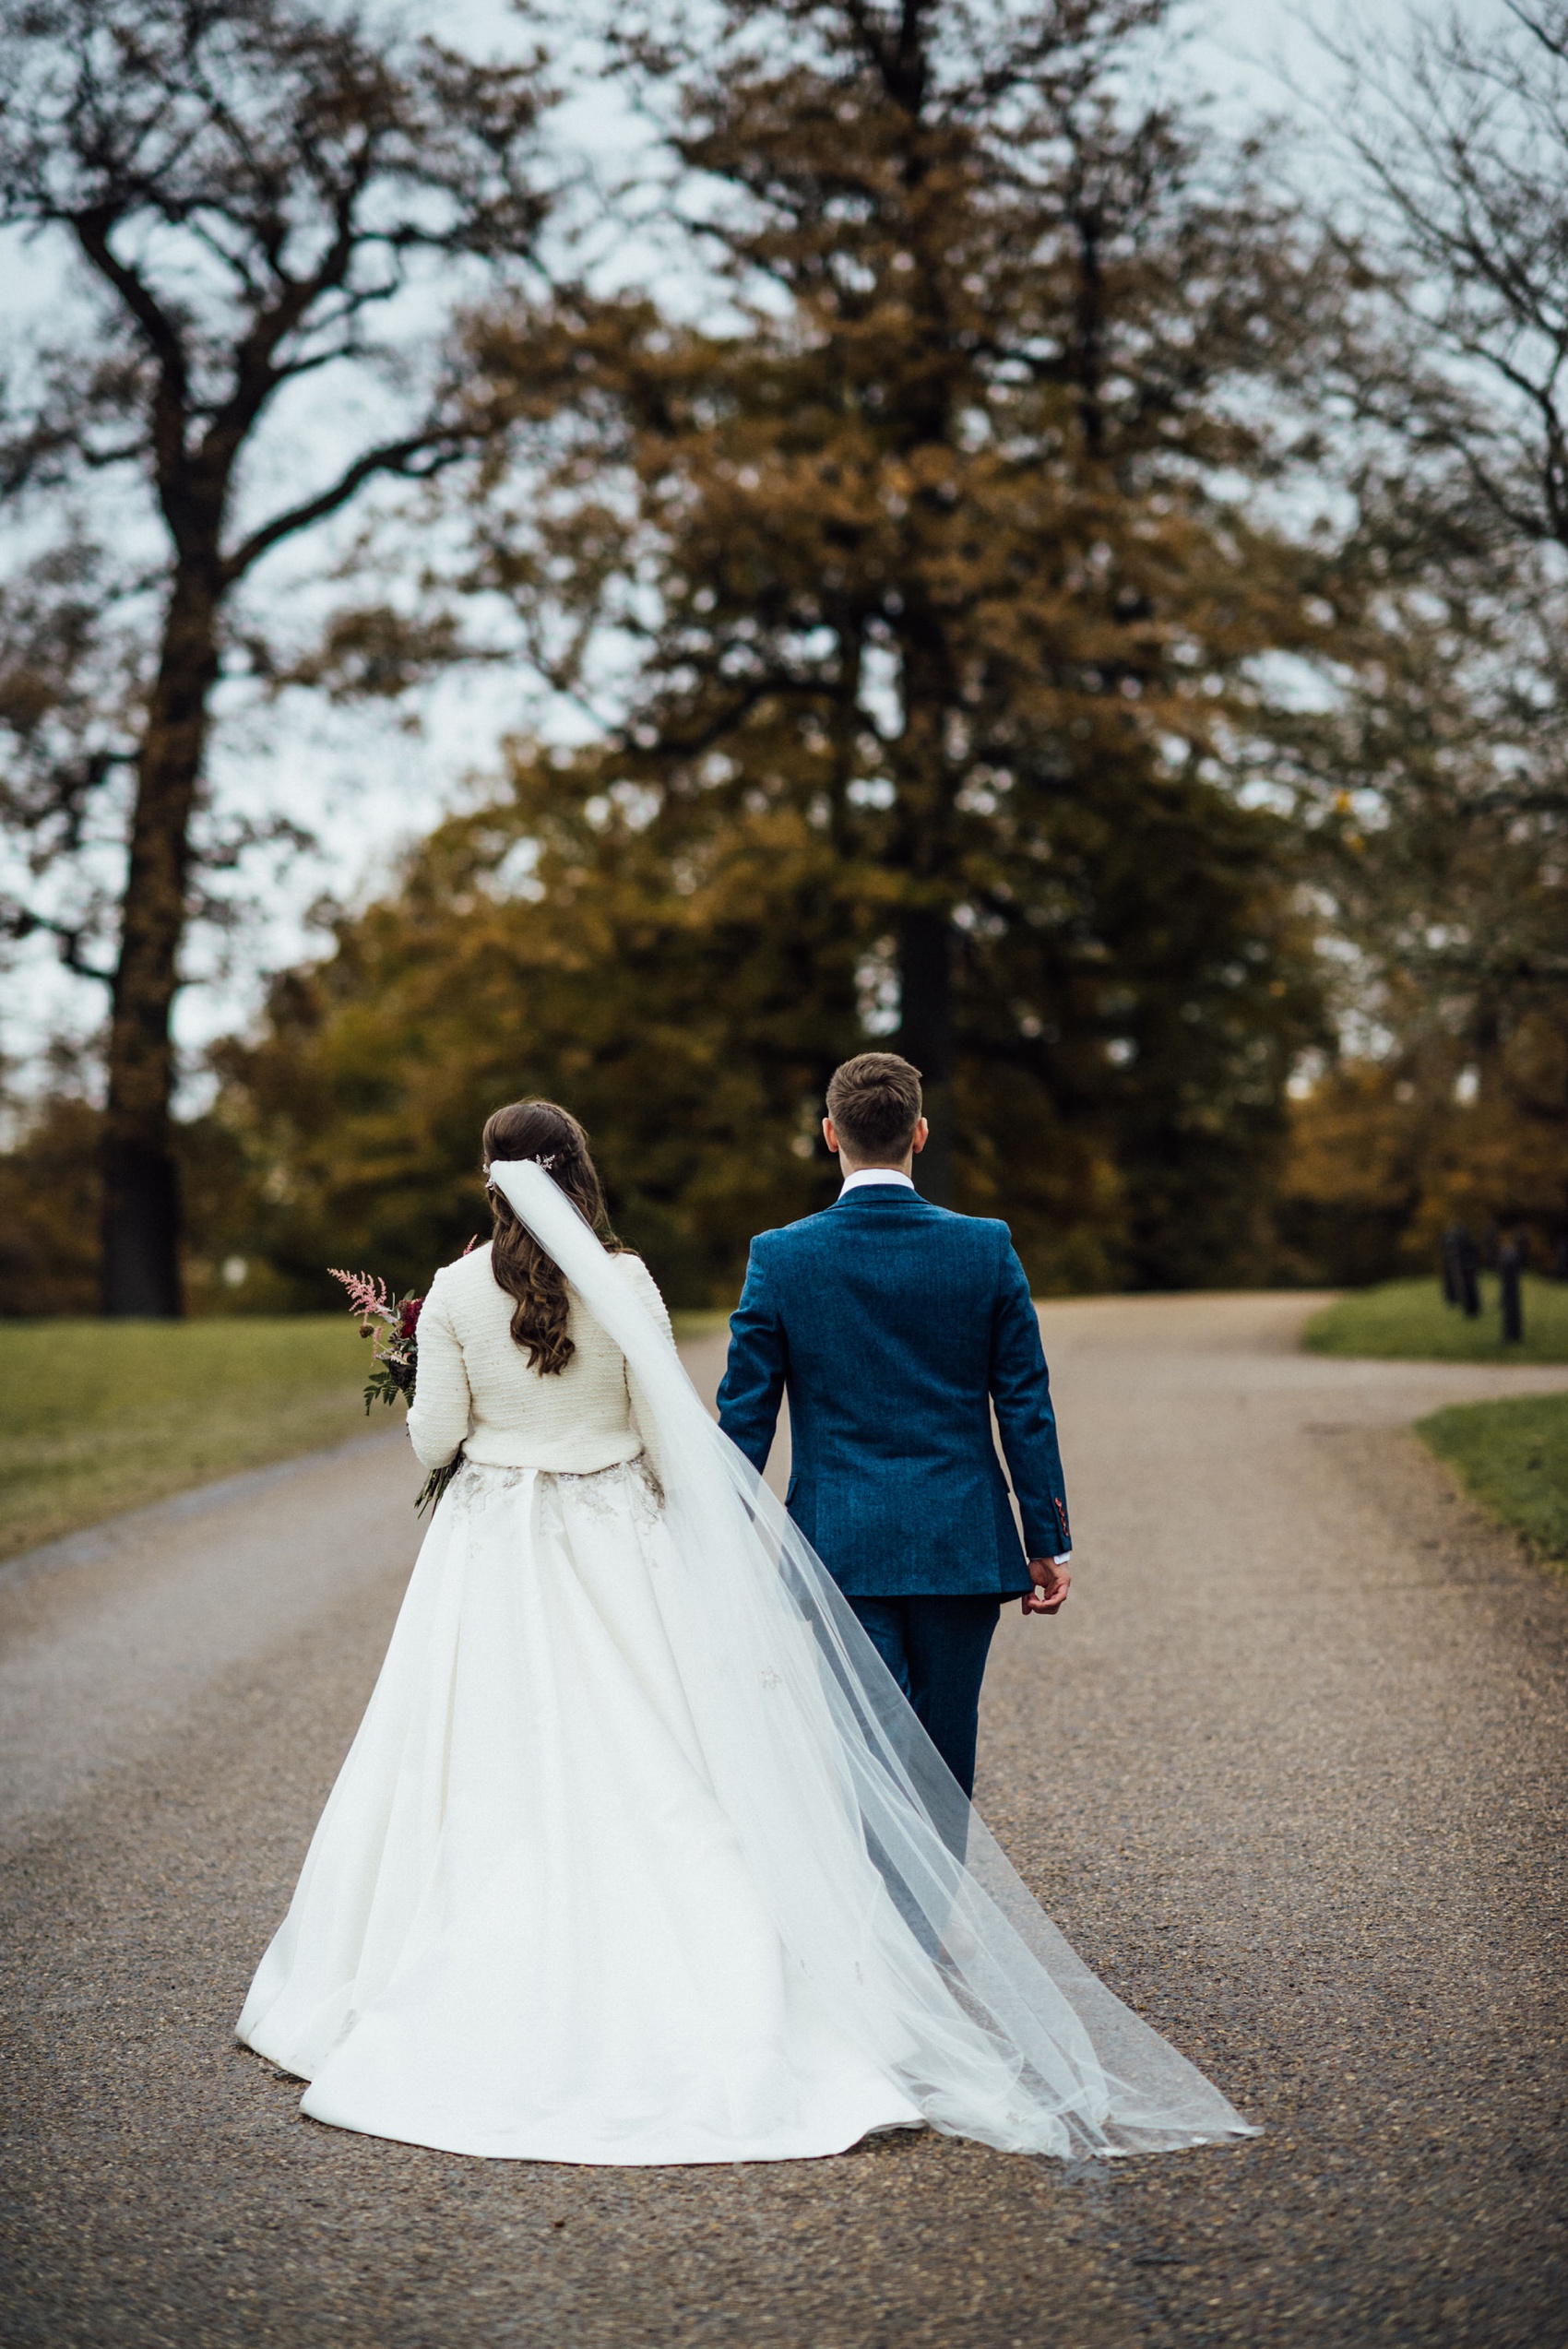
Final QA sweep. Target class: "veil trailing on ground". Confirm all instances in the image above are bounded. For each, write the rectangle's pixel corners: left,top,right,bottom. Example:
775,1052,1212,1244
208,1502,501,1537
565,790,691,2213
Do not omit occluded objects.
490,1159,1258,2159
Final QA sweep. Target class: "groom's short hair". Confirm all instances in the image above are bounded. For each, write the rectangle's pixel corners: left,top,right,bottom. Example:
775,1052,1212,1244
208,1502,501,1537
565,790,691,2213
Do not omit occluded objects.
826,1053,923,1161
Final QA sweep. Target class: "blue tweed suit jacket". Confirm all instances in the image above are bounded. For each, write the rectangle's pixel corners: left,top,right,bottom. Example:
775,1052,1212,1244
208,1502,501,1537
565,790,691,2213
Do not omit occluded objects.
715,1183,1070,1599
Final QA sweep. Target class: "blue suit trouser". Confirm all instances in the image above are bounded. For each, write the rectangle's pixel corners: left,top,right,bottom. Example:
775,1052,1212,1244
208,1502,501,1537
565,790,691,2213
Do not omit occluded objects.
848,1595,1001,1800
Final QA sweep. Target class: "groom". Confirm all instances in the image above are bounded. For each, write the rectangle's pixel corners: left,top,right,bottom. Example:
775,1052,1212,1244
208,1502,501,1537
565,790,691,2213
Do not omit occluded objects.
717,1052,1072,1800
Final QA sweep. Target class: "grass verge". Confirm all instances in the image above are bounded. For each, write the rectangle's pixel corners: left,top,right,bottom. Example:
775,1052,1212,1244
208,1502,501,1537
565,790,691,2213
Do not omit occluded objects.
1418,1393,1568,1566
0,1308,736,1565
670,1311,732,1342
0,1317,382,1564
1302,1275,1568,1364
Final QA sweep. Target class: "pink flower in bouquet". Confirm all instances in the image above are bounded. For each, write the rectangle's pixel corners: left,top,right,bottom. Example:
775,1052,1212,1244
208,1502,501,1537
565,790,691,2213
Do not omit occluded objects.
330,1267,396,1331
328,1267,456,1517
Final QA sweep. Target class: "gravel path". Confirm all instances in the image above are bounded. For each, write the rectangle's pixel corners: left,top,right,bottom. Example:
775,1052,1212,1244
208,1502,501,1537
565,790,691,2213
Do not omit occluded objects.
3,1296,1566,2348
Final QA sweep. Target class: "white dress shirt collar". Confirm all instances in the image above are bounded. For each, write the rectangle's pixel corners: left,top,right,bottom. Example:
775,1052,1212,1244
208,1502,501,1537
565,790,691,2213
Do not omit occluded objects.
838,1167,916,1196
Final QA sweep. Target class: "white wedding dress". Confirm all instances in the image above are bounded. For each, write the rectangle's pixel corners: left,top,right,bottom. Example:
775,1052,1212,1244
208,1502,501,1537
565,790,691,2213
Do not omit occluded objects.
238,1162,1257,2165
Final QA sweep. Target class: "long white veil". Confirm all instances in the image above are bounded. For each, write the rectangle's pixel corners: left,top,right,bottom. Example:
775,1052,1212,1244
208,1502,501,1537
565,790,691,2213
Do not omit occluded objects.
490,1159,1257,2159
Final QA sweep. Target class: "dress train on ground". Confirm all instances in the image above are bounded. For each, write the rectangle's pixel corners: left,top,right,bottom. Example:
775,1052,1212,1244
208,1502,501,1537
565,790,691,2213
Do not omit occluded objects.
239,1460,921,2162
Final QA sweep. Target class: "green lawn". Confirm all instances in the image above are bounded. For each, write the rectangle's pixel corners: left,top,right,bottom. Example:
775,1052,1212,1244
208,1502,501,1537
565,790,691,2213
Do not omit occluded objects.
0,1307,735,1565
670,1311,732,1342
0,1317,381,1563
1418,1393,1568,1566
1302,1275,1568,1364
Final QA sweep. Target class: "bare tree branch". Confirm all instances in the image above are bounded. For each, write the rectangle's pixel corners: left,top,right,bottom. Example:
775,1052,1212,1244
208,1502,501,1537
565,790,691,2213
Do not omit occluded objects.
220,429,474,583
0,0,555,1311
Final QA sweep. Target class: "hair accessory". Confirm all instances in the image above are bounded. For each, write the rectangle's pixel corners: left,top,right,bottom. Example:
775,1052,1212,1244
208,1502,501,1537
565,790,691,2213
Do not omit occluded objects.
485,1150,562,1194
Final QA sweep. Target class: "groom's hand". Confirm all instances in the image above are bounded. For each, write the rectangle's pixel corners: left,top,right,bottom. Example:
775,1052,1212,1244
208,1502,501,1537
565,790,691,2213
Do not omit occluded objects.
1022,1558,1070,1616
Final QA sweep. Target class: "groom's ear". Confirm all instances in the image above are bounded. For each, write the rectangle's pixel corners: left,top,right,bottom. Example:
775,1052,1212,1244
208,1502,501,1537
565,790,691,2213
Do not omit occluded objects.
910,1117,929,1156
822,1115,840,1158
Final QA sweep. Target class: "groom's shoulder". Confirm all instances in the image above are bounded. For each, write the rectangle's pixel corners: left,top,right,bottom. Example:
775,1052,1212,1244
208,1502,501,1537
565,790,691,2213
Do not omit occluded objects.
750,1200,1012,1260
912,1204,1015,1261
922,1203,1010,1234
747,1205,839,1257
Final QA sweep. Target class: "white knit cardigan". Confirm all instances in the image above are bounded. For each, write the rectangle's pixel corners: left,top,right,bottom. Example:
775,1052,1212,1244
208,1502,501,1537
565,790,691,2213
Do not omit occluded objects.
404,1241,672,1479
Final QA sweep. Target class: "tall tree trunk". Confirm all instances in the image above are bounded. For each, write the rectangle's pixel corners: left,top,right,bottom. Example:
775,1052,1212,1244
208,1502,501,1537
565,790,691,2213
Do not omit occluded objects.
101,565,220,1316
897,903,955,1205
891,590,959,1205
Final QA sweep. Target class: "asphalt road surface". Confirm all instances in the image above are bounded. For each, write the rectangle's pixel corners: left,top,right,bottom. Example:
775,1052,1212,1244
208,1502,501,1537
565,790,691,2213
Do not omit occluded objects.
3,1295,1566,2348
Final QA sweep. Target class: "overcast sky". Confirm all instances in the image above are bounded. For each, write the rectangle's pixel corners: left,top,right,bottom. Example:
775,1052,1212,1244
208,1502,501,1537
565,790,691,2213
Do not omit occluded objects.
0,0,1459,1097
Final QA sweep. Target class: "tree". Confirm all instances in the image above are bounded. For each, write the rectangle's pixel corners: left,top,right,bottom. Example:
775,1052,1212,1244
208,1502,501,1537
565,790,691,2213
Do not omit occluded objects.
0,1079,101,1315
1312,0,1568,1037
0,0,552,1313
207,772,867,1307
457,0,1345,1269
1328,0,1568,570
1274,0,1568,1266
1267,578,1568,1272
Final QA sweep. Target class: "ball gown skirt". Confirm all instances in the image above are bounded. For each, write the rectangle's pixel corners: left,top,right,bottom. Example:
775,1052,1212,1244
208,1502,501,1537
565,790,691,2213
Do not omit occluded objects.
237,1458,925,2162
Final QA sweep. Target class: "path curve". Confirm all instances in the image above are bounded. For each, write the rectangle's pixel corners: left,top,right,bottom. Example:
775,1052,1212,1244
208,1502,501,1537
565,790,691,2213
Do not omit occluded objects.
2,1295,1565,2348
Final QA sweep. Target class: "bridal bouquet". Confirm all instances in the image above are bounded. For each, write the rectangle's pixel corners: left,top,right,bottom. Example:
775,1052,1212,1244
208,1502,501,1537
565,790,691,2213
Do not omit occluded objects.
330,1267,460,1516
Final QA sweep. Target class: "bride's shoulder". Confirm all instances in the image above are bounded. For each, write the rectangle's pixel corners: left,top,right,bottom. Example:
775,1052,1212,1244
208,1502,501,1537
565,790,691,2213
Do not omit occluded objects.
434,1240,495,1290
610,1249,672,1327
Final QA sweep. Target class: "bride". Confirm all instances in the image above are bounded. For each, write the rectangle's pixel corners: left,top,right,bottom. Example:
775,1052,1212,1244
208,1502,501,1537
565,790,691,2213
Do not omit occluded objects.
238,1098,1255,2165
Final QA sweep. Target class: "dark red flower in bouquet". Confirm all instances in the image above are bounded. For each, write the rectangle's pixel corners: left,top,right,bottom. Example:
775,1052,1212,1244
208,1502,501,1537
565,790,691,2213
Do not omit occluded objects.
327,1267,459,1518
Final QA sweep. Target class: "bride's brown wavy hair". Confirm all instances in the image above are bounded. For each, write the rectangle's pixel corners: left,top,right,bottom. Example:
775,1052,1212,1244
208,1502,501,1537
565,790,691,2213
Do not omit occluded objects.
480,1100,624,1375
